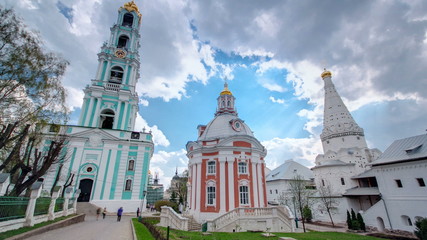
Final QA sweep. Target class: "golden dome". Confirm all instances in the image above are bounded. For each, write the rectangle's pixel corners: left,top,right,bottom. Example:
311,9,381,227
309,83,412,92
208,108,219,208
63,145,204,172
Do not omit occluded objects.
321,69,332,78
220,82,233,96
121,1,142,18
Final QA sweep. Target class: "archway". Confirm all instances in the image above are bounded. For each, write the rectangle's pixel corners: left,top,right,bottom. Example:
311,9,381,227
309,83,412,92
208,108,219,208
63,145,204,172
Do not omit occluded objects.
78,179,93,202
377,217,385,232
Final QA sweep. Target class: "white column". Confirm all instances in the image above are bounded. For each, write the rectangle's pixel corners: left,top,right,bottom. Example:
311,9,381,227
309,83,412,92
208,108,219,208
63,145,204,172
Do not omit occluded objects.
124,62,129,85
84,97,94,126
196,163,201,211
219,159,226,213
95,59,103,80
257,162,264,207
252,162,259,207
103,60,111,82
228,158,235,210
191,165,196,211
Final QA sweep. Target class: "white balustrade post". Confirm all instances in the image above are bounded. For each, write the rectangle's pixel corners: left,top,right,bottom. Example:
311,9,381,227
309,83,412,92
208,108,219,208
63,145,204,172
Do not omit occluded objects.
0,173,10,196
24,182,43,227
63,187,73,216
48,186,62,220
73,189,81,214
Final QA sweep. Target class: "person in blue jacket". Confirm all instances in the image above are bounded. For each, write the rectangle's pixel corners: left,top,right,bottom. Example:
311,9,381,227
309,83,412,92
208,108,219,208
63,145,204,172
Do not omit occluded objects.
117,207,123,222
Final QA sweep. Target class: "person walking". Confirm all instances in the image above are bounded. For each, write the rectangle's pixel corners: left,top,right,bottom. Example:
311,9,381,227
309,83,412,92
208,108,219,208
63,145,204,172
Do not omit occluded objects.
136,207,140,217
102,207,107,219
96,208,101,221
117,207,123,222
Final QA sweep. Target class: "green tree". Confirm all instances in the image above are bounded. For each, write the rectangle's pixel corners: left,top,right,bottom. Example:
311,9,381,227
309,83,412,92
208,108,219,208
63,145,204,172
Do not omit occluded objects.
0,7,69,196
318,181,338,227
288,174,314,232
347,210,353,230
415,218,427,240
302,205,312,223
357,213,366,231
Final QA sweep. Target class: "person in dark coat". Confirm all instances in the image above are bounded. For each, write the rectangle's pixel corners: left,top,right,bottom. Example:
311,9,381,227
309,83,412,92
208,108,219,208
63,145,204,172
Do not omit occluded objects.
117,207,123,222
136,207,140,217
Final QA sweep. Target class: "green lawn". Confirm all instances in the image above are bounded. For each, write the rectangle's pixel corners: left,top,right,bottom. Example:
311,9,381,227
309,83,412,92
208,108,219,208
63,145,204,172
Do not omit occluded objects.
159,228,384,240
0,215,76,240
132,218,154,240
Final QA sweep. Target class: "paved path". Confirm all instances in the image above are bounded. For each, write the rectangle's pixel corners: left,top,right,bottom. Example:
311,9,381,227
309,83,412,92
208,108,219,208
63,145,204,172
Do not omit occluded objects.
26,214,134,240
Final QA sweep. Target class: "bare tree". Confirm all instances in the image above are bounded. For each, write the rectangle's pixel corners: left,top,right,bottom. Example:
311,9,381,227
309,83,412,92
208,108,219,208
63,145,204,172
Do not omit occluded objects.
288,174,314,233
317,182,339,227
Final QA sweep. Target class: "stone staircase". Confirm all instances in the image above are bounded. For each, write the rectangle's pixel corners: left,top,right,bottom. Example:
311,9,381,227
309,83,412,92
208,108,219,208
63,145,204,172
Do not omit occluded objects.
184,214,202,231
77,202,101,215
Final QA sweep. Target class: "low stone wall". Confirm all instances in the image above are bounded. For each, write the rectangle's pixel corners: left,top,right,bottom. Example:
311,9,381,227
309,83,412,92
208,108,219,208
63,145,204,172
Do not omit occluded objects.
6,214,85,240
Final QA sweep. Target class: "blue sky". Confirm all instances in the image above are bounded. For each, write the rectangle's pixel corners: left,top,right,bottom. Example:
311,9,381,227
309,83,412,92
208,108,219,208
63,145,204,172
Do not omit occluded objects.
4,0,427,187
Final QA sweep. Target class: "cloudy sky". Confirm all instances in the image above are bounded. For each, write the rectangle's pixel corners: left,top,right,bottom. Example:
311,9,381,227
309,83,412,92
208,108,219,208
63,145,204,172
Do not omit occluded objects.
4,0,427,187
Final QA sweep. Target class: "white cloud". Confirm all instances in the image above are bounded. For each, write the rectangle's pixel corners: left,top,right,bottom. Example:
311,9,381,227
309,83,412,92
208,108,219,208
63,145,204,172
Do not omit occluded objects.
65,86,84,111
269,96,285,104
262,137,322,169
134,113,170,147
139,98,149,107
261,82,287,93
150,148,188,189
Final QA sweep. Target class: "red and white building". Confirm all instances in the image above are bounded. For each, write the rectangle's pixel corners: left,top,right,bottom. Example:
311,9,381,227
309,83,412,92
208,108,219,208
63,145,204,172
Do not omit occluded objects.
186,83,268,223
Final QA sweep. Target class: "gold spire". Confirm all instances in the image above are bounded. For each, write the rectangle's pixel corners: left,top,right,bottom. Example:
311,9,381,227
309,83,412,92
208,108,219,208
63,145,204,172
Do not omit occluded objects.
321,68,332,78
121,1,142,18
220,82,232,96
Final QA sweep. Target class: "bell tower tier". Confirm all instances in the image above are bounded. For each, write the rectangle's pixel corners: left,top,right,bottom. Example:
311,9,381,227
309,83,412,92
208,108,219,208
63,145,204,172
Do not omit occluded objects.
319,70,367,153
78,1,142,131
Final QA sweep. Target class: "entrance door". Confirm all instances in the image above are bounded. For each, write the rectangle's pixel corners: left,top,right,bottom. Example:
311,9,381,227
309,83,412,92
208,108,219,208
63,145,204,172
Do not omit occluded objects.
78,179,93,202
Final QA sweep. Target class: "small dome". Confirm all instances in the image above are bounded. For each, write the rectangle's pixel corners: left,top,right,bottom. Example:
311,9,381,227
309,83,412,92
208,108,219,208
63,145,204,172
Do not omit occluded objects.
321,69,332,79
220,82,232,96
198,114,254,141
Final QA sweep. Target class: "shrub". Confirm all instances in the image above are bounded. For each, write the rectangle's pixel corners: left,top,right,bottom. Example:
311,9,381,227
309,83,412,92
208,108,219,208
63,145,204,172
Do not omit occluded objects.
357,213,366,232
154,200,178,212
347,210,353,229
415,218,427,240
302,205,313,223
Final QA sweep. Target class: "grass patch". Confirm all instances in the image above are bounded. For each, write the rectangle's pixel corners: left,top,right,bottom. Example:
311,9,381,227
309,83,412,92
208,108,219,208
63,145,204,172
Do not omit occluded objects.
132,218,155,240
157,228,384,240
0,215,76,240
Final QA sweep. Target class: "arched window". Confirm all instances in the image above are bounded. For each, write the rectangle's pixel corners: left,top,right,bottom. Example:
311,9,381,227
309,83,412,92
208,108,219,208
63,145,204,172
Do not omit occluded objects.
207,161,216,174
207,182,216,205
122,13,134,27
239,185,249,205
221,101,225,108
109,66,124,84
125,179,132,191
238,162,247,174
227,100,230,107
100,109,115,129
117,35,129,49
128,160,135,171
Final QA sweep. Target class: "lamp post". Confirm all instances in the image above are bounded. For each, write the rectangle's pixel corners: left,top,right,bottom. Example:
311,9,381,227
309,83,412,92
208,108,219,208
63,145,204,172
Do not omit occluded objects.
293,196,298,228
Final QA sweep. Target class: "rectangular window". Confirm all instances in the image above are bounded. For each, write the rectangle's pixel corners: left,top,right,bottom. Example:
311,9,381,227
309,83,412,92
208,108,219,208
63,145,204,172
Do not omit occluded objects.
395,179,403,188
322,179,325,186
207,161,216,174
207,186,216,205
128,160,135,171
238,162,247,174
239,186,249,205
417,178,426,187
270,190,272,194
341,178,345,185
275,189,278,194
125,179,132,191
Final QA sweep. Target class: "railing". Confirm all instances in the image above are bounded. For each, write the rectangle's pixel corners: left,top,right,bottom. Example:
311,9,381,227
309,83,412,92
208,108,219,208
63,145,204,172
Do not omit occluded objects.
34,197,51,216
208,207,295,232
90,79,135,92
0,197,30,222
55,198,65,212
159,206,189,230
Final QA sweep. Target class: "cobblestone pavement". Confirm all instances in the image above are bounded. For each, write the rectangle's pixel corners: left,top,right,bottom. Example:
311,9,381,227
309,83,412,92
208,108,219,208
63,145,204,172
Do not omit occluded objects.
26,214,134,240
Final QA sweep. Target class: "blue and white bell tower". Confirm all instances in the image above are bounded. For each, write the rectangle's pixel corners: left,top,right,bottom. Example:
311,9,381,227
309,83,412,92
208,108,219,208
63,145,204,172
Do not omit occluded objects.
78,1,142,131
42,1,154,213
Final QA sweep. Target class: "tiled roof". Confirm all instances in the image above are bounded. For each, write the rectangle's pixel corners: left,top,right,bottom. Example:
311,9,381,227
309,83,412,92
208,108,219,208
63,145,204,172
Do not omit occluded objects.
266,159,313,181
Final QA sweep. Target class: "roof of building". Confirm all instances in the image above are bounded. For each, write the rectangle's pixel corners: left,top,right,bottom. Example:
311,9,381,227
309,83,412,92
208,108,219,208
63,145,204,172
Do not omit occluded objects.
371,134,427,166
266,159,313,181
198,113,254,141
343,187,380,196
311,160,354,169
351,169,376,179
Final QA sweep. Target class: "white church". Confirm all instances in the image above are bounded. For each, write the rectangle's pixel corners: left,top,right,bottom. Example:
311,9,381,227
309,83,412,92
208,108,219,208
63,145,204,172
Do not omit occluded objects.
40,1,154,212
